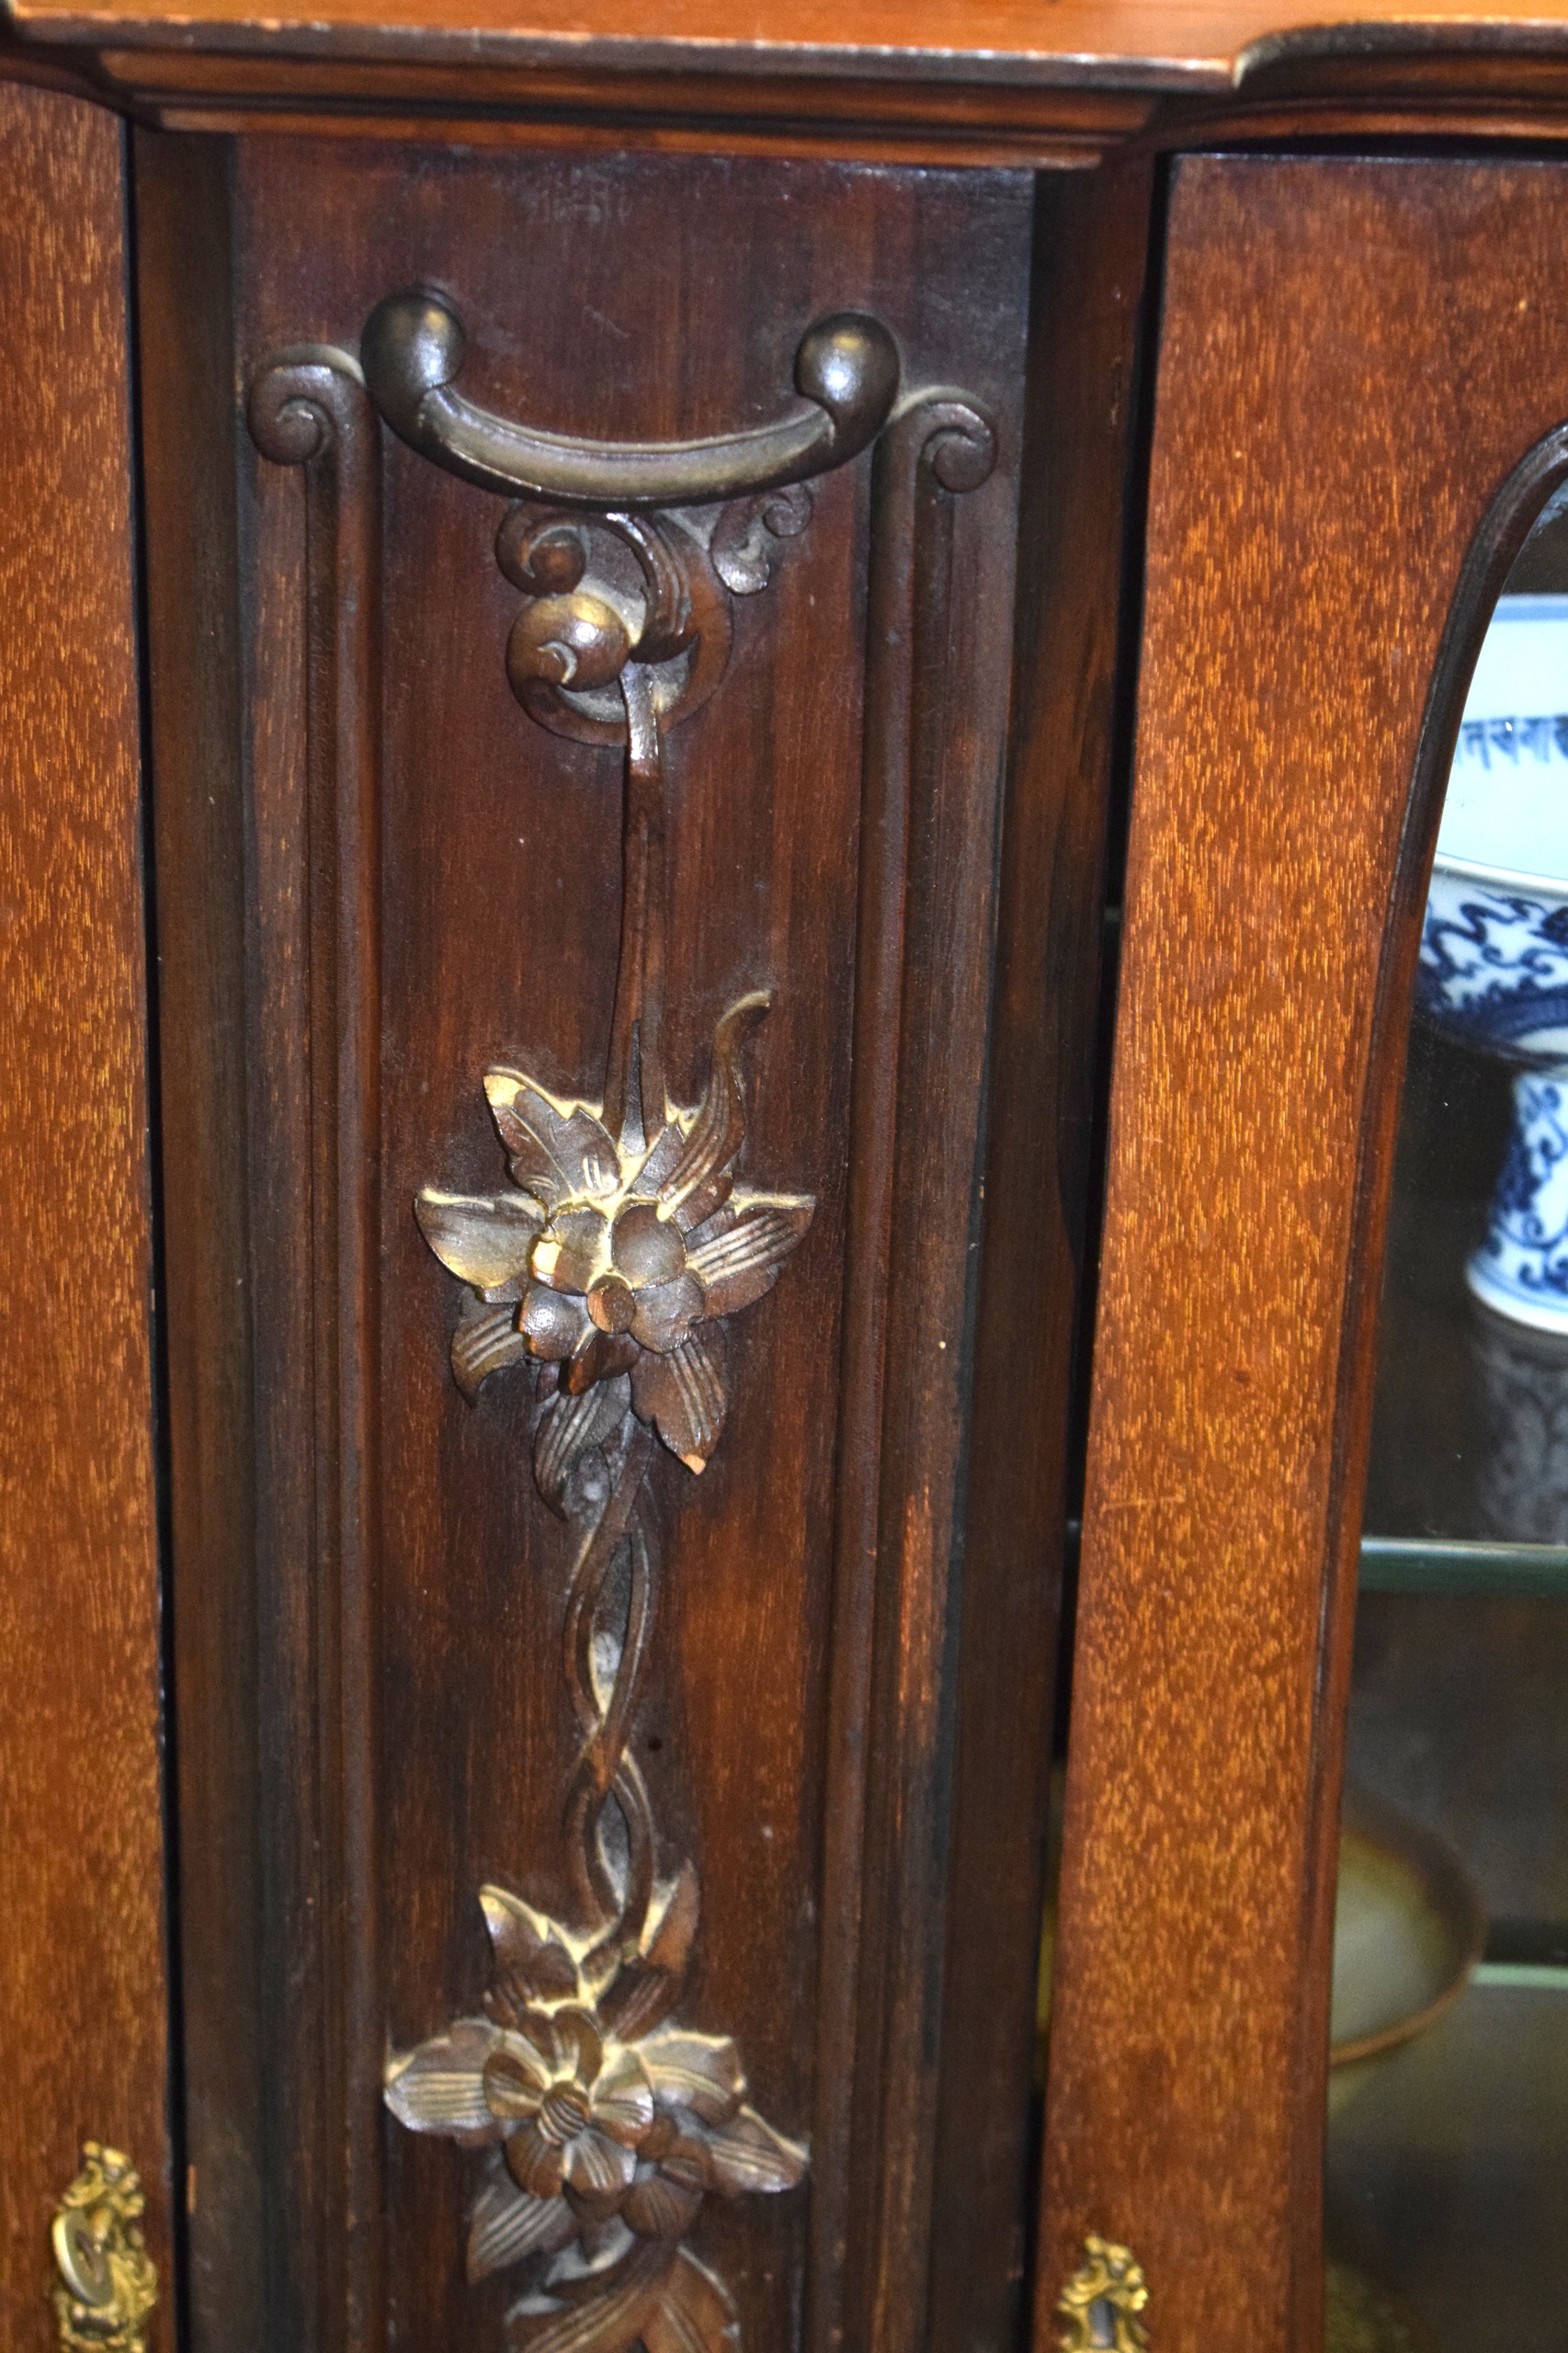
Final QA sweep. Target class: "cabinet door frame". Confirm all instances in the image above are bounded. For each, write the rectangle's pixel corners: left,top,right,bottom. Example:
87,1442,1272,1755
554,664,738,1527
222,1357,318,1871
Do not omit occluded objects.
1039,149,1568,2353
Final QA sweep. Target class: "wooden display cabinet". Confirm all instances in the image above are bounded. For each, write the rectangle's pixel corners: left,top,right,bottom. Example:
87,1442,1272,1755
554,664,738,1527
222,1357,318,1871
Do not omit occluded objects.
5,14,1568,2353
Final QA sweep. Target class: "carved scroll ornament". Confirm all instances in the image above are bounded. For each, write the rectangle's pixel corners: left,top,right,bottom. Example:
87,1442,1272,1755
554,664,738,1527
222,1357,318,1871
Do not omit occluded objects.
256,291,994,2353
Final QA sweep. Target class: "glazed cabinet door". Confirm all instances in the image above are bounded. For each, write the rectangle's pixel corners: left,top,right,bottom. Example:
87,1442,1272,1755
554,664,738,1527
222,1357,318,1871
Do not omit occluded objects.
134,131,1135,2353
1040,153,1568,2353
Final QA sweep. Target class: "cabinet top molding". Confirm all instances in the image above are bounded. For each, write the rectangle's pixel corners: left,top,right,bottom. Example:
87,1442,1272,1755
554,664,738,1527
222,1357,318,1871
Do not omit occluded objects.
14,0,1568,89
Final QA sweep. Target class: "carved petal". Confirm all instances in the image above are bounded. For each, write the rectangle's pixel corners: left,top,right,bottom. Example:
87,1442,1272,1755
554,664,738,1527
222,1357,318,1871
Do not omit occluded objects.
701,2105,808,2197
657,995,769,1233
519,1282,591,1362
536,1374,632,1516
622,2163,703,2242
487,1073,620,1211
562,1327,641,1399
481,1888,585,2006
384,2018,503,2143
469,2162,577,2284
562,2127,637,2198
484,2040,551,2120
589,2044,654,2145
631,1326,727,1473
642,2246,740,2353
552,2006,606,2089
416,1188,543,1289
533,1207,612,1296
639,2031,744,2127
506,2121,568,2200
628,1272,705,1357
687,1194,814,1318
597,1865,698,2042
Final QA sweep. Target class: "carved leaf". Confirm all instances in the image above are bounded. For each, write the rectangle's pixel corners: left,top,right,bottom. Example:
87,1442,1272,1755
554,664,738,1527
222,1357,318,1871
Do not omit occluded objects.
657,995,769,1233
384,2018,502,2143
621,2163,703,2242
627,1120,687,1201
506,2237,674,2353
701,2105,808,2198
453,1301,534,1403
469,2160,577,2284
639,2030,745,2126
687,1194,814,1317
535,1374,632,1515
416,1188,543,1290
486,1072,619,1211
481,1889,585,2008
630,1327,727,1473
642,2247,740,2353
597,1865,699,2043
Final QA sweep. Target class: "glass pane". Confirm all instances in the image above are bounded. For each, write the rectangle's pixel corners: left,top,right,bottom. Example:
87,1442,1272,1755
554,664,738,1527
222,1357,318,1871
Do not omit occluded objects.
1329,494,1568,2348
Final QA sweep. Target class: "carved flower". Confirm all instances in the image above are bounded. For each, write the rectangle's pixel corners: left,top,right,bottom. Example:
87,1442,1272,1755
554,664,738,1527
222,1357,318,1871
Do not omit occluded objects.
385,1870,806,2318
415,995,813,1475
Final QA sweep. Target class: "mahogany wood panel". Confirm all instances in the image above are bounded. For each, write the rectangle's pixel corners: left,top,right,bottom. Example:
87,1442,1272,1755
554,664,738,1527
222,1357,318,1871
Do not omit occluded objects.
1040,153,1568,2353
145,134,1040,2353
0,83,170,2350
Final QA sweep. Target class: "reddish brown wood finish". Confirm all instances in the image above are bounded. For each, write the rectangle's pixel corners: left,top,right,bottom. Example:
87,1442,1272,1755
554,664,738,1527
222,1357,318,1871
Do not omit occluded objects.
0,82,170,2349
20,0,1568,89
1040,153,1568,2353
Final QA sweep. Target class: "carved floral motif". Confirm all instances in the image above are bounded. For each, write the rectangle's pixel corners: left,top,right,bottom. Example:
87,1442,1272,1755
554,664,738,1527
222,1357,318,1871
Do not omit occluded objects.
416,994,812,1479
381,299,831,2353
386,1875,805,2343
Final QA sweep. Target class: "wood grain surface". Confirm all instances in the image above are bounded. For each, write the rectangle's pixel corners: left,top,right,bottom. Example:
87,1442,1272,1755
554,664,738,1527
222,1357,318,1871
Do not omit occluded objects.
1040,153,1568,2353
18,0,1568,87
142,137,1033,2353
0,83,170,2353
929,155,1153,2353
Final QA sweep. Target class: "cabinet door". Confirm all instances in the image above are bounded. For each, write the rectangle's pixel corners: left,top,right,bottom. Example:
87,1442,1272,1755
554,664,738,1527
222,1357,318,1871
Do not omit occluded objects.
0,84,171,2353
134,127,1125,2353
1040,153,1568,2353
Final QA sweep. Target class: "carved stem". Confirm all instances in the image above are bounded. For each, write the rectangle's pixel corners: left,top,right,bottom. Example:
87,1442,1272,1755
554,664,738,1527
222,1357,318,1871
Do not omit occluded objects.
603,665,667,1154
561,1417,659,1949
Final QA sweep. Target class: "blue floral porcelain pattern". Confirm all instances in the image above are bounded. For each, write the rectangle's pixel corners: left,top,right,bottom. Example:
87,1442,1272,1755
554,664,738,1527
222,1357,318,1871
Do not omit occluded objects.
1421,863,1568,1331
1417,870,1568,1060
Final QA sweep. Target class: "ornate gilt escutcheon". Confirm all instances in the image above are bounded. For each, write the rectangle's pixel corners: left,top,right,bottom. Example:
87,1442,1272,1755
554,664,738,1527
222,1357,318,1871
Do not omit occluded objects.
51,2144,158,2353
1057,2236,1149,2353
253,290,994,2353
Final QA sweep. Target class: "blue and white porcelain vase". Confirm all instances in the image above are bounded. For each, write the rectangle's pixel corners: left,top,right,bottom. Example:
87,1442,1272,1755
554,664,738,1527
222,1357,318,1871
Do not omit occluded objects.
1418,595,1568,1333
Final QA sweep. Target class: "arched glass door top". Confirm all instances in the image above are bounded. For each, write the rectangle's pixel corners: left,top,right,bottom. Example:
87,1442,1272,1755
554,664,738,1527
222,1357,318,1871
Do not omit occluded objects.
1331,491,1568,2352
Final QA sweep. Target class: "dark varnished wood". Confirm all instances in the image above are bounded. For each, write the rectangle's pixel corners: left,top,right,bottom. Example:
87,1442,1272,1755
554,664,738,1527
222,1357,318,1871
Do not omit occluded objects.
929,154,1154,2353
144,139,1033,2352
1040,153,1568,2353
0,82,170,2348
133,127,266,2353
